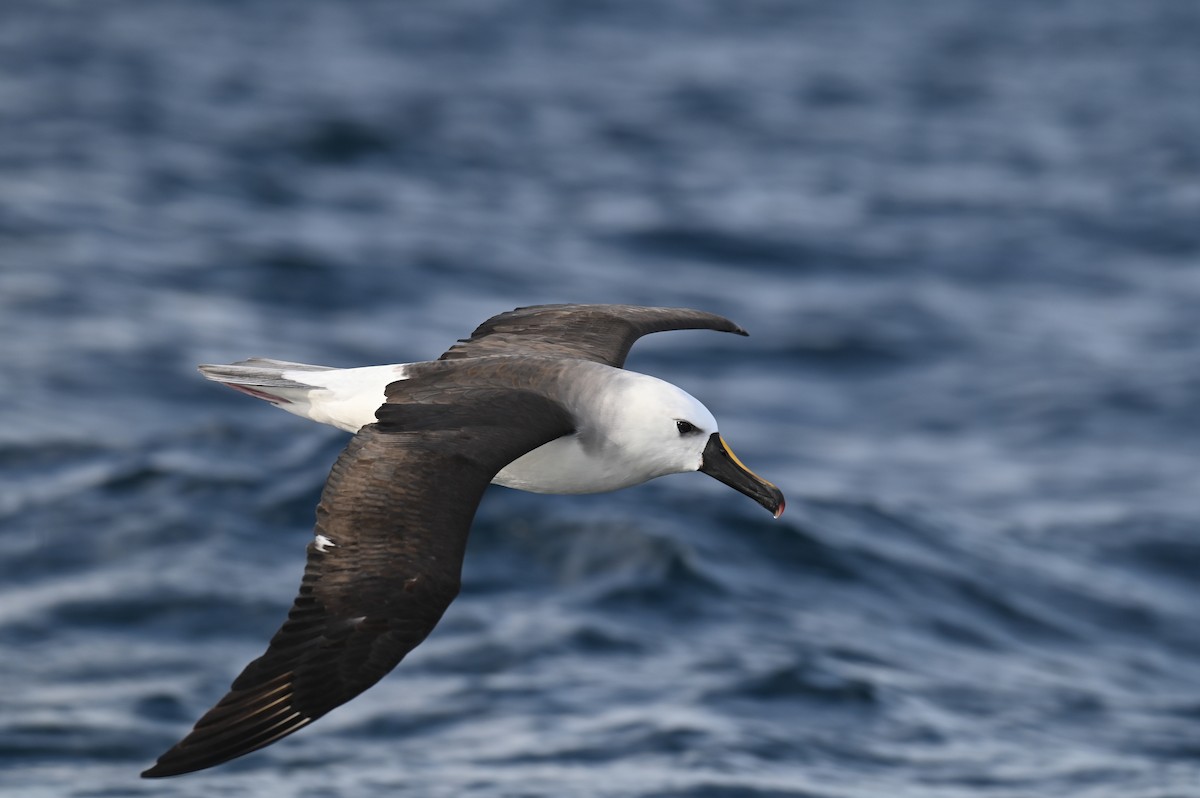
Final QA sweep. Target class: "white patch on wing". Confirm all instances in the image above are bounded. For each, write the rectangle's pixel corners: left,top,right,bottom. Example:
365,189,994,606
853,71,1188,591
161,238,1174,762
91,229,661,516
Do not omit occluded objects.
314,534,336,552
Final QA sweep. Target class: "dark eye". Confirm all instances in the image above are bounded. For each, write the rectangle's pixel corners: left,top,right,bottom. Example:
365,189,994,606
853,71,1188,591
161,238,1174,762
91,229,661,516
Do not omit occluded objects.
676,419,701,436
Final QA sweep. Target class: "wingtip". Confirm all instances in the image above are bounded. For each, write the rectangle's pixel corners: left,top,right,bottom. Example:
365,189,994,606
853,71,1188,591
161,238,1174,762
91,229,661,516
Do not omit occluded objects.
141,749,207,779
718,317,749,336
140,747,235,779
140,761,176,779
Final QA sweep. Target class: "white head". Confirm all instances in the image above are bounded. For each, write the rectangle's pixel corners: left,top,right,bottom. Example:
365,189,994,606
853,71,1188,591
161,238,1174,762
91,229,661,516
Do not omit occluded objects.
607,373,718,478
604,372,785,517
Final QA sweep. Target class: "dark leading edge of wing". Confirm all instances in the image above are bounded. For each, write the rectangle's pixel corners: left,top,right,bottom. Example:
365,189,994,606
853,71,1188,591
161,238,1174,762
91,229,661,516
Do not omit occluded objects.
142,372,574,778
439,304,747,368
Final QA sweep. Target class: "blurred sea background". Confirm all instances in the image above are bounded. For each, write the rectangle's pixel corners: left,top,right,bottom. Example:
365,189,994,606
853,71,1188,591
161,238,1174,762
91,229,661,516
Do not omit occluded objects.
3,1,1200,796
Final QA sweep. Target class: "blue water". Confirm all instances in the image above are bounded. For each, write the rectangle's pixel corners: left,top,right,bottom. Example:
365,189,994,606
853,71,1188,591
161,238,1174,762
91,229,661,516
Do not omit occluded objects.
3,1,1200,795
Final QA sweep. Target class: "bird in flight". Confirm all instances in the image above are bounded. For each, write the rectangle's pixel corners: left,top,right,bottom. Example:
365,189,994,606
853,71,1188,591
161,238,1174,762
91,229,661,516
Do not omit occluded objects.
142,303,784,778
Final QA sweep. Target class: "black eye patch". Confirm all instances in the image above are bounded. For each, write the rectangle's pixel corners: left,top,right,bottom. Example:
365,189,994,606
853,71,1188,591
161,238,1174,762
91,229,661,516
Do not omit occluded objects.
676,419,701,436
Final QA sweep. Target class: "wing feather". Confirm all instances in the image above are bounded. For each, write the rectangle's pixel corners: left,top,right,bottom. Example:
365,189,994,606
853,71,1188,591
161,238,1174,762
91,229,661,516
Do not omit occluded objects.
438,303,747,367
143,378,574,777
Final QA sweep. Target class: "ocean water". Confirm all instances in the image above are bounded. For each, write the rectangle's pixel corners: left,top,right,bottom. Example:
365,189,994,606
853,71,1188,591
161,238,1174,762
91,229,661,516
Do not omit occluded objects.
3,1,1200,795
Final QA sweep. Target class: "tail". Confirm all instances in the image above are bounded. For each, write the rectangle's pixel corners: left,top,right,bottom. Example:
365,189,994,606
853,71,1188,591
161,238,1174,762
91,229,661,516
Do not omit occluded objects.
199,358,408,433
198,358,336,406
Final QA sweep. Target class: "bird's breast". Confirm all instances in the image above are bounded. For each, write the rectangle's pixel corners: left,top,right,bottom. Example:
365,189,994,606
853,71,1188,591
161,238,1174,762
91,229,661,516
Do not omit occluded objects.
491,433,639,495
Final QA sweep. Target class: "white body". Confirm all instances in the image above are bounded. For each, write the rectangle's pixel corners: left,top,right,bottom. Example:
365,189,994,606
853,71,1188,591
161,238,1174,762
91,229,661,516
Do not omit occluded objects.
200,359,719,495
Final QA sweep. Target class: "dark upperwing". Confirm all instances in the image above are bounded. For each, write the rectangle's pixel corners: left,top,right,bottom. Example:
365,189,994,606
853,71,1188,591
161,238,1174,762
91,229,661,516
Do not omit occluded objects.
439,303,747,368
143,371,574,777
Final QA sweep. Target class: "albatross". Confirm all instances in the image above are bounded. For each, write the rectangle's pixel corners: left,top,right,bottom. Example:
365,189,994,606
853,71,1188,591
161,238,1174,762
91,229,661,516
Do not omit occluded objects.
142,303,784,778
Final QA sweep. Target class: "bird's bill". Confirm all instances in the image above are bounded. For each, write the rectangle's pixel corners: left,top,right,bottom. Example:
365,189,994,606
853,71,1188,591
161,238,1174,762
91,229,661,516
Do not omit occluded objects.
699,433,785,518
